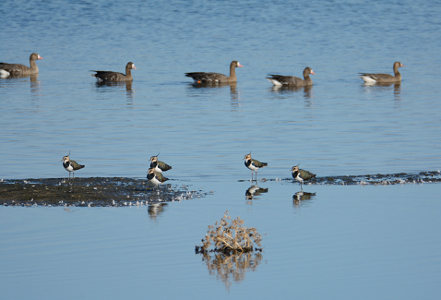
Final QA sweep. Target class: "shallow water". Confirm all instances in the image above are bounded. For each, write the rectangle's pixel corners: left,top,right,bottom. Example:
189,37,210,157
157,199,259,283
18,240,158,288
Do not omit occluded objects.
1,0,441,299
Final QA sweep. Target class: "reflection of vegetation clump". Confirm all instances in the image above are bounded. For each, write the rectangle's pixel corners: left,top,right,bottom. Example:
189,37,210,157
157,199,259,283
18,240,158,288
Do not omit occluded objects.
195,211,263,255
201,251,263,290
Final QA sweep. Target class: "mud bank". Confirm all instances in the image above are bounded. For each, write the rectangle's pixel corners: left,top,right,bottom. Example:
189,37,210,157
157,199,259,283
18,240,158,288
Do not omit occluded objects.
244,170,441,185
0,177,205,207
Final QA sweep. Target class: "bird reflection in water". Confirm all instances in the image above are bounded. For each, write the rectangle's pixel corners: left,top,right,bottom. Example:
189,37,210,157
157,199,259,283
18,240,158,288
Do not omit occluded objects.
293,191,316,207
362,82,401,101
270,85,312,99
147,202,167,220
200,251,263,290
95,81,134,100
188,82,239,107
245,185,268,200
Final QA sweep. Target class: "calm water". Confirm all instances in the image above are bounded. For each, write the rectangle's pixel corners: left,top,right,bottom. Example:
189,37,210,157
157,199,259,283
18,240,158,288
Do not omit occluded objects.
1,0,441,299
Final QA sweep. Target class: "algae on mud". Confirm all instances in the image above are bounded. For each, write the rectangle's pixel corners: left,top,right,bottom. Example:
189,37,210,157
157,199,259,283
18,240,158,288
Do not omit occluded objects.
0,177,204,207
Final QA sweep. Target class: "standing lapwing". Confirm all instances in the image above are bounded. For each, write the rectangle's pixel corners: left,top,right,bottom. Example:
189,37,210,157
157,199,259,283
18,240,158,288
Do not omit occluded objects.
62,155,85,179
147,168,169,188
244,153,267,181
291,165,316,189
149,154,172,173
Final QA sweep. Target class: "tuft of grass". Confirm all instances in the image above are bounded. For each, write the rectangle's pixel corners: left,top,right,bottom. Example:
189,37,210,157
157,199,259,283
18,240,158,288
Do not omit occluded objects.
195,211,263,255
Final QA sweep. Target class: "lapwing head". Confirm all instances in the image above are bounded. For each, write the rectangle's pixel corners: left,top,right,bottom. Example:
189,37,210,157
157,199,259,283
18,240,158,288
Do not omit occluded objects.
291,165,299,172
150,155,158,163
147,168,156,175
62,155,70,163
244,153,251,160
304,67,315,76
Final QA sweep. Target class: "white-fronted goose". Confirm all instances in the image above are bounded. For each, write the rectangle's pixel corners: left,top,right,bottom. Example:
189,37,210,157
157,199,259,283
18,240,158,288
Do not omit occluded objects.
267,67,315,87
92,62,136,82
185,60,243,84
360,61,404,84
0,53,43,78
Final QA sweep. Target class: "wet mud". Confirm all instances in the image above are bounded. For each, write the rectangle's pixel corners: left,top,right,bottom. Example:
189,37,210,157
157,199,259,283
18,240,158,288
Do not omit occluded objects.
0,177,205,207
241,170,441,185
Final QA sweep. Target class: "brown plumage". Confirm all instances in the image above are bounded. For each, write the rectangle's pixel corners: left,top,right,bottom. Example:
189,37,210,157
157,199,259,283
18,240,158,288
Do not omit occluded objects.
360,61,404,84
186,60,243,84
267,67,315,87
92,62,136,82
0,53,43,78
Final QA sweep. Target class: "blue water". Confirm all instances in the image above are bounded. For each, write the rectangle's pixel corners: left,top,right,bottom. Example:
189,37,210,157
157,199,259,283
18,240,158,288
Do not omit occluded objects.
1,0,441,299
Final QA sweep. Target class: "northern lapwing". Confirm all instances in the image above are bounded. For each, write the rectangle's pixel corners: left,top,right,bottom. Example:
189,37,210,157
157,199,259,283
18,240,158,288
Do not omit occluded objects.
291,165,316,189
149,155,172,173
62,155,85,179
360,61,404,85
147,168,169,188
244,153,267,181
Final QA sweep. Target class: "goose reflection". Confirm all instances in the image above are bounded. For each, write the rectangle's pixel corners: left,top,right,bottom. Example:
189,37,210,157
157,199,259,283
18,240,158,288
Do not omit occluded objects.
188,82,239,102
270,85,312,98
200,251,263,290
95,80,134,99
293,191,316,207
245,185,268,200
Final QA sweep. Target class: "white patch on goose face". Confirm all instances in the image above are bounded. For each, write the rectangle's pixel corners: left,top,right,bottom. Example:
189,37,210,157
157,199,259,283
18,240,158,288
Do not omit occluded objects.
0,69,10,78
361,75,377,84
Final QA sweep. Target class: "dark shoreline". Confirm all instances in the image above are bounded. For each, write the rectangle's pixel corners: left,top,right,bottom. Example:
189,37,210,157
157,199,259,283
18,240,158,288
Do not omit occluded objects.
0,177,205,207
1,171,440,207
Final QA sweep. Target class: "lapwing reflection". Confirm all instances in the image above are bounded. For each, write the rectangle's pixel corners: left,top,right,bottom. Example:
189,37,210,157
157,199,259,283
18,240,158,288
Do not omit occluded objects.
245,185,269,200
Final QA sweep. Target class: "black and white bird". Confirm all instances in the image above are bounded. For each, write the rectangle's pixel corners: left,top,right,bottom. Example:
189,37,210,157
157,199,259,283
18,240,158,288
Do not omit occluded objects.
62,155,85,178
291,165,316,189
147,168,169,187
244,153,267,180
149,155,172,173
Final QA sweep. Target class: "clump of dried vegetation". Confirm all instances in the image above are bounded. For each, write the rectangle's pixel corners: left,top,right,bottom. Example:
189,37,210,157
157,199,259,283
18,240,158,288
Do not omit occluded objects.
195,211,263,255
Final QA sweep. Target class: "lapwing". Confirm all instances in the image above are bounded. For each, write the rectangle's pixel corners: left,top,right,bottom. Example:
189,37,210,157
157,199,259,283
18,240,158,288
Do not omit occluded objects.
147,168,169,188
149,154,172,173
291,165,316,189
244,153,267,181
62,155,85,179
